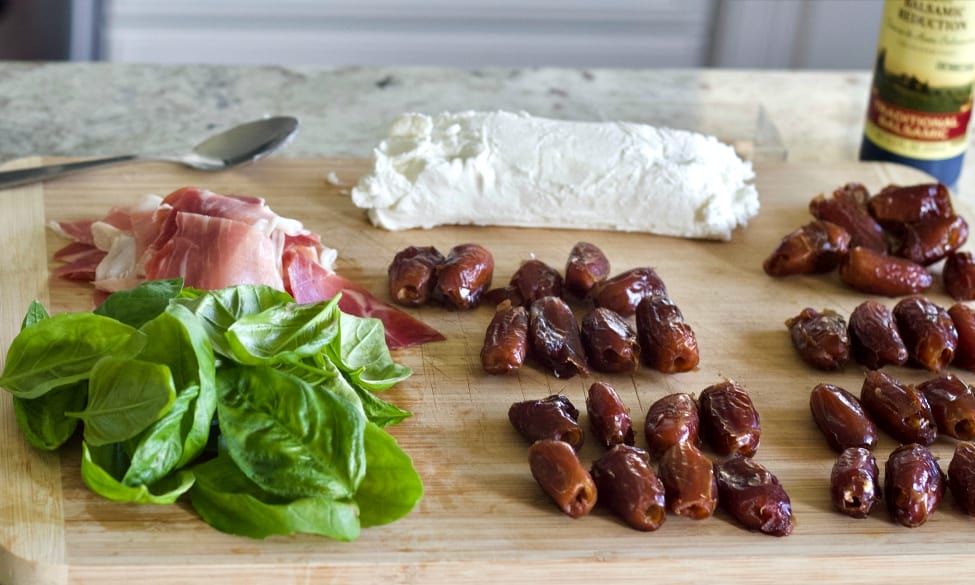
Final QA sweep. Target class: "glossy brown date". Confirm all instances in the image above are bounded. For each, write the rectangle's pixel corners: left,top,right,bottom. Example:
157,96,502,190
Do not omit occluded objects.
895,214,969,266
859,370,937,445
893,295,957,372
590,444,666,531
657,442,718,520
714,454,794,536
809,383,878,452
528,296,589,379
585,381,634,448
809,183,887,252
508,394,584,450
590,267,667,318
916,374,975,440
884,443,945,528
528,439,597,519
948,302,975,371
868,182,952,226
580,307,640,373
943,251,975,301
830,446,881,519
948,441,975,516
564,241,610,298
699,380,761,457
838,246,932,297
786,307,850,371
635,295,700,373
644,392,700,459
762,220,851,277
433,243,494,310
847,299,908,369
509,258,564,306
481,300,528,375
387,245,444,306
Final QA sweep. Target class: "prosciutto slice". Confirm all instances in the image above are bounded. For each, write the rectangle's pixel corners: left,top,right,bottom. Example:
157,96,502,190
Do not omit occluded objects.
49,186,444,349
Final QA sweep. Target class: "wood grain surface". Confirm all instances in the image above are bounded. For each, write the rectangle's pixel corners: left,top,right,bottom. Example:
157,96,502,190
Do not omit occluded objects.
1,157,973,584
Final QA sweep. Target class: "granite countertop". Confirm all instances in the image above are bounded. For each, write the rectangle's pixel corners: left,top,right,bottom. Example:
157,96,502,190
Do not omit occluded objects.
0,62,968,191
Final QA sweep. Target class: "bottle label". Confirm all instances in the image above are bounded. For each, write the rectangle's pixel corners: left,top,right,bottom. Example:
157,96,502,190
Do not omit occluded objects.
863,0,975,161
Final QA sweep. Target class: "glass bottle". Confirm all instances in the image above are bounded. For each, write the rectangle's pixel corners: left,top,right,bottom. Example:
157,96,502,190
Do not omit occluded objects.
859,0,975,188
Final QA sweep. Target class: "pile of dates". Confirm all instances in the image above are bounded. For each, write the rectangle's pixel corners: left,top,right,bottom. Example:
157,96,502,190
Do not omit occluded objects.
509,380,795,536
764,182,975,299
786,296,975,372
809,371,975,526
387,241,700,379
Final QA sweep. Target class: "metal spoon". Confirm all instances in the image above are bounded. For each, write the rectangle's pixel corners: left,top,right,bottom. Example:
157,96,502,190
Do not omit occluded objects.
0,116,300,189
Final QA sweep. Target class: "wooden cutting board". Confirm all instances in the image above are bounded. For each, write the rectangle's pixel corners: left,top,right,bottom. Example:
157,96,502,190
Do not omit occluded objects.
1,157,973,584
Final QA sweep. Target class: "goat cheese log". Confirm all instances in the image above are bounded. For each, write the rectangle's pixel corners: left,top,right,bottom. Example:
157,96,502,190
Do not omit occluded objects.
350,110,760,240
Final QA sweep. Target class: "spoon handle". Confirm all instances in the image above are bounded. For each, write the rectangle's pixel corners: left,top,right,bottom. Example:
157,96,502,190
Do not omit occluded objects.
0,155,140,189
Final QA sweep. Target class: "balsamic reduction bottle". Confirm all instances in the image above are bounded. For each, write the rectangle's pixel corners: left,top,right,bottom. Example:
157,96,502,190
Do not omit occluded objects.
859,0,975,188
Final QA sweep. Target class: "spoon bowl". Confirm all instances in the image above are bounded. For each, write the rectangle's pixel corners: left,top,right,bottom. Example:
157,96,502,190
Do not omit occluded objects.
0,116,300,189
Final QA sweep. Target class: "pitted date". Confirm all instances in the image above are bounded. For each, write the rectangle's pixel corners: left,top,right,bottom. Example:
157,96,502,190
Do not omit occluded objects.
810,183,887,252
838,246,932,296
895,214,969,266
387,245,444,306
508,394,584,450
885,443,945,528
509,258,564,306
433,243,494,310
657,442,718,520
949,302,975,371
580,307,639,373
809,383,878,452
916,374,975,440
830,447,881,519
636,295,700,373
699,380,761,457
529,296,589,379
859,370,936,445
847,300,908,369
943,251,975,301
564,241,610,298
585,381,634,448
893,295,957,372
786,307,850,371
644,392,700,459
590,444,666,531
528,439,598,518
762,220,851,276
948,441,975,516
591,267,667,317
714,454,794,536
868,182,952,227
481,300,528,375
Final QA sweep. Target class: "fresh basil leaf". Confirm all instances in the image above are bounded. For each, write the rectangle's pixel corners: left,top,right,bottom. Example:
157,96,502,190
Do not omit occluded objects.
20,299,50,328
12,300,88,450
81,442,194,504
68,357,176,446
13,382,88,450
216,365,365,499
176,284,294,357
350,385,412,427
94,278,184,328
190,455,360,541
136,303,218,468
356,422,423,527
225,297,340,365
326,312,411,391
0,313,146,399
122,384,199,486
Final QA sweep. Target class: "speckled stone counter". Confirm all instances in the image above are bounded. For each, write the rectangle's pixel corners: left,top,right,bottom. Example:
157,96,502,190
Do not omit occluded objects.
1,62,970,193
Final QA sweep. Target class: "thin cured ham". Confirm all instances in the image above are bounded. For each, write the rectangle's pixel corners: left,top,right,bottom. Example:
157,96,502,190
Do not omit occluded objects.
49,186,444,349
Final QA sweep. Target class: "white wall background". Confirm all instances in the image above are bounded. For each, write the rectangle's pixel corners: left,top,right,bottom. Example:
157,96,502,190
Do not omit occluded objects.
101,0,884,69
